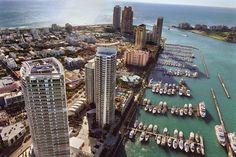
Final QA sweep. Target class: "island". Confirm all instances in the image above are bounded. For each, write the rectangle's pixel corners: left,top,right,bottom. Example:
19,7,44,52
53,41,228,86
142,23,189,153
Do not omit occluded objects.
172,23,236,43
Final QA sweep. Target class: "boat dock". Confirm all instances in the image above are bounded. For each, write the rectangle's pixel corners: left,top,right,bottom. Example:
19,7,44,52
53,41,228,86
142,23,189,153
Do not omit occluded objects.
217,73,231,99
128,125,205,156
200,52,210,79
210,88,234,157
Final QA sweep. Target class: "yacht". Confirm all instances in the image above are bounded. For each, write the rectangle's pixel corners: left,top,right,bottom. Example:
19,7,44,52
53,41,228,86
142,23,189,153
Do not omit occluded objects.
174,129,179,138
134,120,138,128
195,133,200,143
179,109,184,116
152,107,157,114
228,132,236,154
129,130,135,139
179,131,184,139
171,106,176,114
152,85,156,93
139,131,145,142
167,138,172,147
142,98,147,106
179,139,184,150
184,141,190,153
215,125,226,147
189,132,195,141
138,122,143,130
160,88,163,95
161,136,167,146
147,124,153,132
153,125,158,133
147,99,151,105
196,146,201,154
163,128,168,135
145,134,150,142
156,135,162,145
173,139,178,149
148,106,153,112
143,125,147,131
144,105,149,112
186,90,191,97
199,102,206,118
175,108,179,115
190,142,195,153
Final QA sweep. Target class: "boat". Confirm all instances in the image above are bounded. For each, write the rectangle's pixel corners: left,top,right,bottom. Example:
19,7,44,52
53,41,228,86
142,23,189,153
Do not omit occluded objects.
228,132,236,154
199,102,206,118
144,105,149,112
167,138,172,147
184,141,190,153
147,124,153,132
138,122,143,130
179,109,184,116
152,85,156,93
139,131,145,142
129,130,135,139
179,139,184,150
163,128,168,135
188,108,193,116
179,131,184,139
195,133,200,143
143,125,147,131
186,90,191,97
175,108,179,115
145,134,150,142
215,125,226,147
171,106,176,114
153,125,158,133
143,98,147,106
179,89,183,96
160,88,163,94
134,120,138,128
190,142,195,153
171,89,175,95
196,146,201,154
156,135,162,145
152,107,157,114
161,136,167,146
189,132,195,141
157,107,161,114
148,106,153,112
174,129,179,138
173,139,178,149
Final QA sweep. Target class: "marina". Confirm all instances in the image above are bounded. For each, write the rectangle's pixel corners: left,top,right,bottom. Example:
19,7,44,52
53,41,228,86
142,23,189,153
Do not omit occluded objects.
217,73,231,99
128,121,205,156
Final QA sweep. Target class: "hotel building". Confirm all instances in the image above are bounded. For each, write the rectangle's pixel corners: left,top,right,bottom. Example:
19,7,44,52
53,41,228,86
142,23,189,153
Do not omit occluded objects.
113,5,121,31
121,6,133,34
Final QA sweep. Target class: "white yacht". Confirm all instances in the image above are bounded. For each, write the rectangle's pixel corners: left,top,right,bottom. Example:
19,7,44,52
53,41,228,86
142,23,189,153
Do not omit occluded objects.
173,139,178,149
190,142,195,153
138,122,143,130
179,139,184,150
199,102,206,118
184,141,190,153
228,132,236,154
129,130,135,139
167,138,172,147
134,120,138,128
147,124,153,132
139,131,145,142
215,125,226,147
153,125,158,133
156,135,161,145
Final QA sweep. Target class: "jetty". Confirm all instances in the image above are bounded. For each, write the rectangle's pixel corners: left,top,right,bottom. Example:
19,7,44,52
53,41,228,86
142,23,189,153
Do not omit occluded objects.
200,52,210,79
217,73,231,99
210,88,234,157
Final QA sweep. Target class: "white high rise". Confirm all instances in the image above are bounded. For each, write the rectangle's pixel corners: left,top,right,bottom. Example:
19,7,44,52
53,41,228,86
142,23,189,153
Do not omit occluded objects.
20,57,70,157
95,47,117,127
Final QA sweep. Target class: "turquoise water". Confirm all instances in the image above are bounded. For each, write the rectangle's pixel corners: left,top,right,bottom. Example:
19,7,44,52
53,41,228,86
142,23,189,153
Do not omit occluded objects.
122,26,236,157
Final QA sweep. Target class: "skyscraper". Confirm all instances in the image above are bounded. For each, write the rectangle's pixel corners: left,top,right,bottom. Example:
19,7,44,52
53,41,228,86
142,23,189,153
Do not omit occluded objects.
121,6,133,34
113,5,121,31
157,17,164,46
85,62,95,105
95,47,117,128
20,57,70,157
152,25,158,44
135,24,147,49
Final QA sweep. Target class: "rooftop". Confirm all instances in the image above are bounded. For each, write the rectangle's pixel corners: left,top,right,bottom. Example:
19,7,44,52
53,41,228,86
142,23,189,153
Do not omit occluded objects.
96,47,117,57
21,57,64,76
0,76,14,88
85,62,95,69
70,137,85,149
0,122,25,141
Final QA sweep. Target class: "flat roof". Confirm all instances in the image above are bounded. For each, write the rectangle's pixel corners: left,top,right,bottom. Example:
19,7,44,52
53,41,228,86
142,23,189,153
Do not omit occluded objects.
0,122,25,141
70,137,84,149
96,47,117,57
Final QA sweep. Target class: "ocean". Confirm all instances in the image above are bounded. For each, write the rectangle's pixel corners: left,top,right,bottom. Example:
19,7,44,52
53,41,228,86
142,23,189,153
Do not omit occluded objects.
0,1,236,157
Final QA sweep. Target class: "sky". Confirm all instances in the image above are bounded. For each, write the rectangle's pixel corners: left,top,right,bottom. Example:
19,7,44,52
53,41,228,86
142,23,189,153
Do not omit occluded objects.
122,0,236,8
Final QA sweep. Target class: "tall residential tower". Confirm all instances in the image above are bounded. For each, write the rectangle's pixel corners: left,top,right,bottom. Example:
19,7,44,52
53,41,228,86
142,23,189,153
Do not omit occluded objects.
113,5,121,31
20,57,70,157
95,47,117,127
121,6,133,34
135,24,147,49
85,62,95,105
157,17,164,46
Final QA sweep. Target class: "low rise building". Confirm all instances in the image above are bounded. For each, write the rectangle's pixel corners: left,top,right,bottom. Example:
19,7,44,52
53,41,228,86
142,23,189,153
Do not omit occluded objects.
0,76,18,94
6,58,17,69
0,122,26,147
64,57,85,69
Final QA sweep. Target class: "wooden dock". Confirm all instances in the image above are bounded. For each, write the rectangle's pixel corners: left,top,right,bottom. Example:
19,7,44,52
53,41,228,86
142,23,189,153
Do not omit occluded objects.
217,73,231,99
200,52,210,79
210,88,234,157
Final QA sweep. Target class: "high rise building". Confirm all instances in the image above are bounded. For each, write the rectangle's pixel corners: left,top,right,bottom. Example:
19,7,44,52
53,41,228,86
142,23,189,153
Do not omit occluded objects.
20,57,70,157
124,49,150,67
85,62,95,105
152,25,158,44
157,17,164,46
113,5,121,31
121,6,133,34
135,24,147,49
95,47,117,127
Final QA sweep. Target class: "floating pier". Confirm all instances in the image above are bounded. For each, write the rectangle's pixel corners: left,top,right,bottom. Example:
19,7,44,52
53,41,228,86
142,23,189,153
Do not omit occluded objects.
210,88,234,157
200,53,210,79
217,73,231,99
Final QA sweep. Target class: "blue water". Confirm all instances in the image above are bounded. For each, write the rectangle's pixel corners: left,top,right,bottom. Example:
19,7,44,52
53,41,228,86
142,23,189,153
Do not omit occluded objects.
1,1,236,157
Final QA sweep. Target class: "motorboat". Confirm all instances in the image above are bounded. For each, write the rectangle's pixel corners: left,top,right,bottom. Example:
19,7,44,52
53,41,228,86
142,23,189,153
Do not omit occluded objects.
174,129,179,138
215,125,226,147
167,138,172,147
179,139,184,150
156,135,162,145
147,124,153,132
145,134,150,142
179,109,184,116
228,132,236,154
195,133,200,143
144,105,149,112
173,139,178,149
161,136,167,146
171,106,176,114
134,120,138,128
149,106,153,112
179,131,184,139
153,125,158,133
184,141,190,153
189,132,195,141
163,128,168,135
190,142,195,153
143,125,147,131
129,130,135,139
139,131,145,142
152,107,157,114
199,102,206,118
142,98,147,106
138,122,143,130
